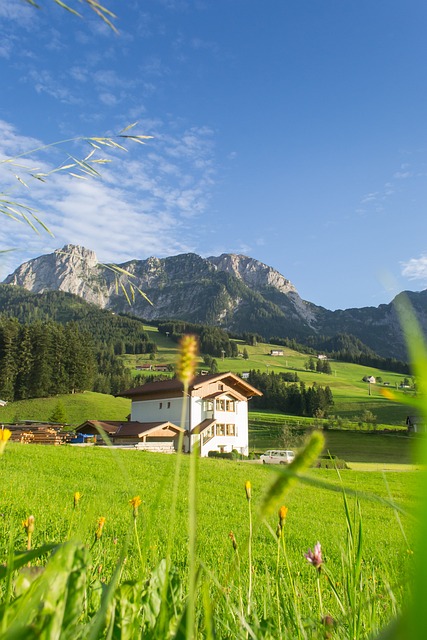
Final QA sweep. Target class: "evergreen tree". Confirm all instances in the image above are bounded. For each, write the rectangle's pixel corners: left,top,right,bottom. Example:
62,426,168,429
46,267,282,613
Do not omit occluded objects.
0,318,19,401
15,324,34,400
49,400,68,424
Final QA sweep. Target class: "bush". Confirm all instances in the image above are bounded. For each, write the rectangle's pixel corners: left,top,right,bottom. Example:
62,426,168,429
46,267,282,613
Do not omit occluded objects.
207,449,247,460
315,457,349,469
207,451,233,459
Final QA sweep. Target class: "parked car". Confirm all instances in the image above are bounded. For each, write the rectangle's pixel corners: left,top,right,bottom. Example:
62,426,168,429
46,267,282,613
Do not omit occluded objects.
260,449,295,465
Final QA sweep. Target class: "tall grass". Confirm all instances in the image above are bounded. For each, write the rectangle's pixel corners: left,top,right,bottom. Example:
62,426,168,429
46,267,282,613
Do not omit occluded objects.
0,329,421,638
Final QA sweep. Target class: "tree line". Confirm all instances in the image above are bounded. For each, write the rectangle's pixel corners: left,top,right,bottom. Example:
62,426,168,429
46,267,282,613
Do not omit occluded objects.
0,318,135,401
158,321,238,358
247,370,334,417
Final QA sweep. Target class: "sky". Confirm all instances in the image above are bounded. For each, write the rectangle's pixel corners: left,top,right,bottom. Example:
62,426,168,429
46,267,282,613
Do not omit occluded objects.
1,0,427,311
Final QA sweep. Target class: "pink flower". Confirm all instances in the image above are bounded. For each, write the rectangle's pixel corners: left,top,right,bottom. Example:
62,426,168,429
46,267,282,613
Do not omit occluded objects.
304,542,323,569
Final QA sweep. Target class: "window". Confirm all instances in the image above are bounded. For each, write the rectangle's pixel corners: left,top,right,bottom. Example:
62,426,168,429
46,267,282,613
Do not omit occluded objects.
167,402,171,408
226,400,235,412
218,384,224,391
215,399,225,412
216,423,225,436
203,400,214,412
226,424,236,436
159,402,162,409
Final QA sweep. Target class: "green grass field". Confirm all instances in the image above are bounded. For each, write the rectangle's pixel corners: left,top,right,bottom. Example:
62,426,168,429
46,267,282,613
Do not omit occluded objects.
0,432,421,637
121,326,413,425
0,391,130,426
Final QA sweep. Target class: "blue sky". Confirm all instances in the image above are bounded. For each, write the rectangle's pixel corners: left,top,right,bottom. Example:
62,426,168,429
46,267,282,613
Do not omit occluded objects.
1,0,427,310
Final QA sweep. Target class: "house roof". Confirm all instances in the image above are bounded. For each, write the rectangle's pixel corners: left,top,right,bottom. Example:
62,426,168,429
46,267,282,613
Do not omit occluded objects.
75,420,120,435
75,420,184,438
117,372,262,399
190,419,216,435
114,421,184,437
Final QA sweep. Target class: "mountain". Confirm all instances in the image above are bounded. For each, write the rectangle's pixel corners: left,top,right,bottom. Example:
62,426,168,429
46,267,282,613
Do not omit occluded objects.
3,244,425,361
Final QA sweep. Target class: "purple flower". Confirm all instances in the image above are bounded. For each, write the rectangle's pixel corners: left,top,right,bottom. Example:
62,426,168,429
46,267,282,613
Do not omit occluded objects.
304,542,323,569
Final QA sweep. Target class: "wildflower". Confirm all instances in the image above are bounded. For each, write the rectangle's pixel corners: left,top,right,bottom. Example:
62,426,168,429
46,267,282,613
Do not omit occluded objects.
278,505,288,528
0,428,11,455
304,541,323,570
129,495,142,518
277,505,288,538
22,515,35,550
94,516,106,541
245,480,251,501
73,492,82,509
229,531,238,551
176,334,198,386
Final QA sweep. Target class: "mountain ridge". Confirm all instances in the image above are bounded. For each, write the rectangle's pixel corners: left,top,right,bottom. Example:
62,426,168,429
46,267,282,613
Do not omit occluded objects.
3,244,426,361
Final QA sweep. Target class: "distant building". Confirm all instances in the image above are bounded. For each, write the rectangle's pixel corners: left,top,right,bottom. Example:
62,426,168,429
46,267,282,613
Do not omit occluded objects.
362,376,376,384
317,354,328,360
135,364,152,371
0,399,7,407
270,349,284,356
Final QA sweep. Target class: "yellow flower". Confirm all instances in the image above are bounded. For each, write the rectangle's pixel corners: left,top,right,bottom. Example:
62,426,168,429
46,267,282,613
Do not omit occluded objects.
245,480,252,501
22,515,35,550
95,516,106,541
129,495,142,518
278,505,288,528
22,515,35,535
0,428,11,455
73,492,82,509
176,334,198,386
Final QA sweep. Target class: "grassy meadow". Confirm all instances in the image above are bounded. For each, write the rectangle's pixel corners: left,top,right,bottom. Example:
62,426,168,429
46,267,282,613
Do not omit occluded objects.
0,439,419,637
0,391,131,427
121,325,412,425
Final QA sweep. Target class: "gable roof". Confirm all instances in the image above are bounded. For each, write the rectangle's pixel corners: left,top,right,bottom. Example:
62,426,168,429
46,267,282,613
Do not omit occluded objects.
75,420,184,437
117,372,262,400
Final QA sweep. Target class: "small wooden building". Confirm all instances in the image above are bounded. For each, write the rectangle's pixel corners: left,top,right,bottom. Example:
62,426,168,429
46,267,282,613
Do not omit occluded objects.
75,420,184,451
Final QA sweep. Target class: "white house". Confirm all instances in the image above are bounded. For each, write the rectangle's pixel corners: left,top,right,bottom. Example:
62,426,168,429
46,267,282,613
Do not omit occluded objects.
117,372,262,456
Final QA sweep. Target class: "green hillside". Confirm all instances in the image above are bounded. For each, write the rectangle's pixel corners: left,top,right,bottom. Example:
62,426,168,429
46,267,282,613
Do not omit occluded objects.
121,325,412,425
0,391,130,427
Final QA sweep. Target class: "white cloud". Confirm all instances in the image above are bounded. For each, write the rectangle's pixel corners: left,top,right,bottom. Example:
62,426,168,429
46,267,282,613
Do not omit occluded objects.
393,171,411,179
0,2,33,24
0,117,217,273
401,256,427,283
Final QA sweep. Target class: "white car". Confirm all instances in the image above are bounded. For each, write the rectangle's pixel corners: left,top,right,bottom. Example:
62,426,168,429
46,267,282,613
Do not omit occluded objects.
260,450,295,465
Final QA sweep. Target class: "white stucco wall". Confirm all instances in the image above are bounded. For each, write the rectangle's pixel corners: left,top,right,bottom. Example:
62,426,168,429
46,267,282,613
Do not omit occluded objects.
131,393,249,456
131,397,190,429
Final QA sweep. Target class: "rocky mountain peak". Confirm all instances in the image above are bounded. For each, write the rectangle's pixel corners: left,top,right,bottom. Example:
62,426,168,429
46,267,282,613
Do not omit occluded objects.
208,253,297,295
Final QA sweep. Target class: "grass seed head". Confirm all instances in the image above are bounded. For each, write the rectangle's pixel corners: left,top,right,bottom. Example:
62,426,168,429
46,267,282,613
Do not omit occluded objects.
229,531,238,551
176,334,198,386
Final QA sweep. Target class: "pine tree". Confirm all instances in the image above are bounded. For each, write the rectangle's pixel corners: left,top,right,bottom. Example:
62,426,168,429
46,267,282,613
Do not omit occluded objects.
49,400,68,424
0,318,19,401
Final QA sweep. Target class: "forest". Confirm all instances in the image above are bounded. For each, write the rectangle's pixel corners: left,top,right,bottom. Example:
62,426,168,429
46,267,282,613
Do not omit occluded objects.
247,369,334,417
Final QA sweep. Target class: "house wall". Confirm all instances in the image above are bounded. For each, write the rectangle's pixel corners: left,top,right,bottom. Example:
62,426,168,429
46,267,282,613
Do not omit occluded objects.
197,396,249,457
130,390,250,456
131,397,190,428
